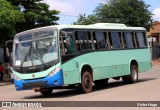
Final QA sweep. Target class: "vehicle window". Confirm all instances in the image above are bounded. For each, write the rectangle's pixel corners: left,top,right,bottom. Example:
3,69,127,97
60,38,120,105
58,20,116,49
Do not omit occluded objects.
110,32,121,49
60,32,75,55
123,32,134,48
76,31,90,50
94,32,108,49
136,32,146,48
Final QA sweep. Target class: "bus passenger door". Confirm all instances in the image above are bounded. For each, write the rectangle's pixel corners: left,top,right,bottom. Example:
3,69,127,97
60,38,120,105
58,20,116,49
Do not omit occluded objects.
60,31,76,62
60,31,80,84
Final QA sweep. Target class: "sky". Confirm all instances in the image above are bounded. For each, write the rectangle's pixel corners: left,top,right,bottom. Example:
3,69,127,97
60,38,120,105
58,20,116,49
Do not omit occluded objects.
44,0,160,24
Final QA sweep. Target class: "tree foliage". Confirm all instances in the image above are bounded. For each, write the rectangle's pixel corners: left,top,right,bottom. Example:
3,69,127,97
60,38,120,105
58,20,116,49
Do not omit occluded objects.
0,0,60,45
74,0,153,29
7,0,60,32
73,14,98,25
0,0,24,45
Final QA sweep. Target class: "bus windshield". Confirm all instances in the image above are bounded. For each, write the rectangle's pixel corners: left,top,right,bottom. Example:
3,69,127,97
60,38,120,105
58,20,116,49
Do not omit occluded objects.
13,30,58,68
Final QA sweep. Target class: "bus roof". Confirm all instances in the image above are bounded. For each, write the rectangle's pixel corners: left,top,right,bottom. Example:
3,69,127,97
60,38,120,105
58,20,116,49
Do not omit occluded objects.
15,23,146,37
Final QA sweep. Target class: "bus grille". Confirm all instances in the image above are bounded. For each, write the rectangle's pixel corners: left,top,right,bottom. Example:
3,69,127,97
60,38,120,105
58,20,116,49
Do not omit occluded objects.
23,81,48,89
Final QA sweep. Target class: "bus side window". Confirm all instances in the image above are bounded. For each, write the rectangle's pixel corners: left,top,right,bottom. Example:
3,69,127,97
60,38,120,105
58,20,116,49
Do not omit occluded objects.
131,32,136,48
136,32,146,48
104,32,109,49
123,32,134,48
60,31,75,55
92,32,98,50
110,32,121,49
74,32,81,51
94,32,108,50
76,31,90,50
87,32,94,50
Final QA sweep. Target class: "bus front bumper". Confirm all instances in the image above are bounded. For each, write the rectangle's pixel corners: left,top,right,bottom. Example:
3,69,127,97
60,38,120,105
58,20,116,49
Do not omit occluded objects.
14,69,64,91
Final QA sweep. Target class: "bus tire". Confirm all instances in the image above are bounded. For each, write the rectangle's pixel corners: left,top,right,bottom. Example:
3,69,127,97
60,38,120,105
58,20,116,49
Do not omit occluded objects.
130,65,138,83
94,79,109,86
122,65,138,84
40,88,53,95
80,71,93,93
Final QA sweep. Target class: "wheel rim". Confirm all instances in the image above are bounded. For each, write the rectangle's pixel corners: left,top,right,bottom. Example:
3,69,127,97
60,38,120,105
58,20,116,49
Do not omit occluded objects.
131,68,137,81
84,76,90,88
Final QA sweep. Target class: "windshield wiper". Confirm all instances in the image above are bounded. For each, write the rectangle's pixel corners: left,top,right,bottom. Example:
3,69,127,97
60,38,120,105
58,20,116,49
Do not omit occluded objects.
33,45,47,69
20,42,47,71
20,44,32,71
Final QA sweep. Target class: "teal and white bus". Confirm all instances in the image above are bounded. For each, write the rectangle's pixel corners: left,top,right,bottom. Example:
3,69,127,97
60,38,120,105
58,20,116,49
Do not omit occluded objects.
12,23,152,95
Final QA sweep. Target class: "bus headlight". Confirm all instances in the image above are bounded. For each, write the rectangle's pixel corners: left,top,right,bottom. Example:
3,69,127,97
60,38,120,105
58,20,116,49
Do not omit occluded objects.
49,68,61,77
14,74,22,80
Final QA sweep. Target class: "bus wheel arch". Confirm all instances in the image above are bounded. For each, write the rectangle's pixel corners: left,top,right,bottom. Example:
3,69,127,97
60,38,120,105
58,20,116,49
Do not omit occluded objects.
80,65,93,93
130,60,138,70
81,65,93,80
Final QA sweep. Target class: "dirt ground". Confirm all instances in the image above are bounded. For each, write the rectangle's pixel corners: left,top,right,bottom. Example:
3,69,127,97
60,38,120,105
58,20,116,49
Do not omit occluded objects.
152,59,160,66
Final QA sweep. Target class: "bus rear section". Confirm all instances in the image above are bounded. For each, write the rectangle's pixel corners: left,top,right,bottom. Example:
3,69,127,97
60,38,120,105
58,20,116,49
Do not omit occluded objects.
59,26,151,93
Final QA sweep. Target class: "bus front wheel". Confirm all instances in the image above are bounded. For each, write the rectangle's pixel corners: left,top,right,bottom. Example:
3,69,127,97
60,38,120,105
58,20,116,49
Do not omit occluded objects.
123,65,138,84
40,88,53,95
80,71,93,93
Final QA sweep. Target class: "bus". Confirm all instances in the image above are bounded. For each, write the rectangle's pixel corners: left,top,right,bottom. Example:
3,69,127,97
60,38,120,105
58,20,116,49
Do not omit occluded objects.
11,23,152,95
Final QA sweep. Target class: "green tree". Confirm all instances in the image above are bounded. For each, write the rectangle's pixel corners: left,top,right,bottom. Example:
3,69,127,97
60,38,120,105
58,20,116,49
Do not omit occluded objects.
73,14,98,25
0,0,24,45
74,0,153,29
7,0,60,32
95,0,153,28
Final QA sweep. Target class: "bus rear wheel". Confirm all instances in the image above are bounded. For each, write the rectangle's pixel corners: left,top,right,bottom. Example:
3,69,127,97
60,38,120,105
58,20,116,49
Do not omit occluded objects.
122,65,138,84
80,71,93,93
40,88,53,95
